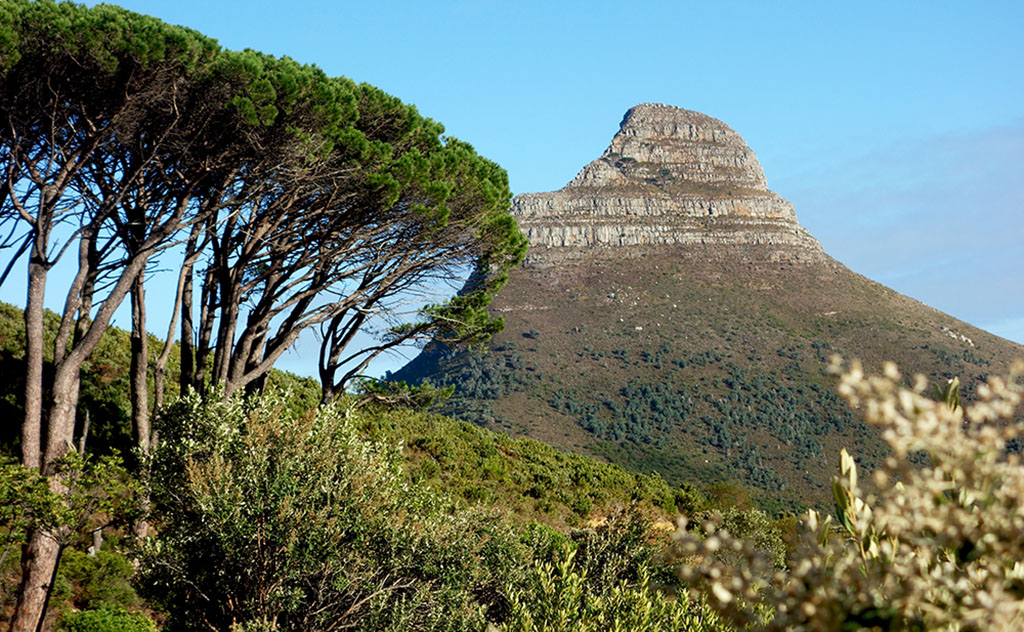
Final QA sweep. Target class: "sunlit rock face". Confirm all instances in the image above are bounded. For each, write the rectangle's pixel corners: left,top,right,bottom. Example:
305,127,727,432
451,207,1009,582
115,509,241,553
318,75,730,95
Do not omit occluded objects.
513,103,826,264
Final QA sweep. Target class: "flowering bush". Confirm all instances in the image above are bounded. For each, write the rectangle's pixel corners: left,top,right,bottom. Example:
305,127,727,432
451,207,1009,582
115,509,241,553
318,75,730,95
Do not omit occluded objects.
677,358,1024,632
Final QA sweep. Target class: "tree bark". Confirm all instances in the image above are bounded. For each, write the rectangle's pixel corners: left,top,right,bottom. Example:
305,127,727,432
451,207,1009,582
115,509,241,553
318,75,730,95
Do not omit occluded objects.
76,409,90,456
156,223,200,408
88,528,103,557
179,256,196,395
193,266,217,394
11,252,150,631
21,256,46,470
129,273,150,455
129,273,152,539
8,533,60,632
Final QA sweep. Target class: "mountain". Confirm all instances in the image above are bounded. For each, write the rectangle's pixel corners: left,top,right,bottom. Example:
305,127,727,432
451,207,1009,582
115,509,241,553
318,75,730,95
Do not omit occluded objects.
395,103,1023,513
513,103,824,262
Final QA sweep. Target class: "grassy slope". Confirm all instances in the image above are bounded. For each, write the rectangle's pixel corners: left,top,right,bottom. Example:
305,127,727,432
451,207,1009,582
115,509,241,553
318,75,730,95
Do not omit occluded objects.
396,247,1024,514
353,402,703,529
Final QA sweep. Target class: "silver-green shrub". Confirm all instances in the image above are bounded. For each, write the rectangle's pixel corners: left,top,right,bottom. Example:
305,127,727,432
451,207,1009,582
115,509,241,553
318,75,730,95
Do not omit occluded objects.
140,389,511,631
677,359,1024,631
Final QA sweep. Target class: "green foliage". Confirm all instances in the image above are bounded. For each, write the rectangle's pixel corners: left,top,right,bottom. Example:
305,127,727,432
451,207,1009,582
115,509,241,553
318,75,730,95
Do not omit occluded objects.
353,378,454,410
427,342,540,423
142,389,514,631
0,0,219,76
0,302,183,458
1,452,141,626
680,361,1024,631
354,400,705,526
54,548,141,613
551,379,696,446
58,607,155,632
0,454,57,557
503,510,726,631
697,505,786,569
0,452,139,550
503,551,720,632
46,453,143,544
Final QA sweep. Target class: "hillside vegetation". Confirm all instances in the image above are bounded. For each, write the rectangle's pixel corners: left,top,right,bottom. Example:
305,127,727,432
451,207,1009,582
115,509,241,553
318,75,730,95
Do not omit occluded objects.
397,248,1024,513
0,299,779,630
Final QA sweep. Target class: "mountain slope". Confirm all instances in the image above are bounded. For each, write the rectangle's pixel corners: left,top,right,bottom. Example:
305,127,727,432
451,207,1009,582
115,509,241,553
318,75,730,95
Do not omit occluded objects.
396,104,1024,513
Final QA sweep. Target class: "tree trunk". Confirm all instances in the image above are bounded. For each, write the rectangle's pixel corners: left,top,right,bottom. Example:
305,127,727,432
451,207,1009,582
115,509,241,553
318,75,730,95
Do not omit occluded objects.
12,251,147,631
179,258,196,394
129,274,150,455
156,225,198,408
129,274,152,539
193,266,217,394
8,532,60,632
212,287,239,389
11,359,82,631
21,257,47,470
88,528,103,557
76,409,90,456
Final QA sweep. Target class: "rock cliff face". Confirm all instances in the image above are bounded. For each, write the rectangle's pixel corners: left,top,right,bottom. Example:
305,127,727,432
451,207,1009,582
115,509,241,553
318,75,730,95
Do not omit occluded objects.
514,103,826,264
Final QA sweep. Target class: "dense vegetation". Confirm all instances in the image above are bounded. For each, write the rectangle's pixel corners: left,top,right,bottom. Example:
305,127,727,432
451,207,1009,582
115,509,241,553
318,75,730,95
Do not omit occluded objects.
6,302,1022,631
680,360,1024,632
396,250,1023,513
0,1,526,627
0,297,785,631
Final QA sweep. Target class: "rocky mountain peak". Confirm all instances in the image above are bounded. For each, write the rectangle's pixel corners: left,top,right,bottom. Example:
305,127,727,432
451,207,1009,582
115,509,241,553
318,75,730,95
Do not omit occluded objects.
513,104,825,264
567,103,769,193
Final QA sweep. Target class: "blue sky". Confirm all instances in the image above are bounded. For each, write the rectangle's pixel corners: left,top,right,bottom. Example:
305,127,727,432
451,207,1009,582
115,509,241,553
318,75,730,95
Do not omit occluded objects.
9,0,1023,376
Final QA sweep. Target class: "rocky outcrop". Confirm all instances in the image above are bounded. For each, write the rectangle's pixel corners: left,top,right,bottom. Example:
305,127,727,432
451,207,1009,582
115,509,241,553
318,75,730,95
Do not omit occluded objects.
513,103,826,264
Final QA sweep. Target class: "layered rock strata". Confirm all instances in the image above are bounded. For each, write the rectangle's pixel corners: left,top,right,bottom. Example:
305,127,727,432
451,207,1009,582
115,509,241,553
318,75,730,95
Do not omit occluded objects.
514,103,826,264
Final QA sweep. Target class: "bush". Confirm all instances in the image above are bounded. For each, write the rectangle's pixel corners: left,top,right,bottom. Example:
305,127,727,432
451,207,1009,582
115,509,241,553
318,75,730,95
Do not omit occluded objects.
1,453,141,627
59,608,155,632
678,359,1024,632
56,548,141,612
501,508,728,631
141,389,516,632
502,549,722,632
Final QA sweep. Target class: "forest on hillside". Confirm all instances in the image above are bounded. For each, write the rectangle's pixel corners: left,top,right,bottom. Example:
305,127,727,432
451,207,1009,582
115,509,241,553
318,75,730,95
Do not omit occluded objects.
2,3,1024,632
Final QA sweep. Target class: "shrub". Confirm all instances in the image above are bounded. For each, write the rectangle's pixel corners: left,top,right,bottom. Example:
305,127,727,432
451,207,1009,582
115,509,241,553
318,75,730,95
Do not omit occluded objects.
58,607,155,632
677,358,1024,631
503,509,726,631
55,547,140,612
502,548,722,632
141,389,516,632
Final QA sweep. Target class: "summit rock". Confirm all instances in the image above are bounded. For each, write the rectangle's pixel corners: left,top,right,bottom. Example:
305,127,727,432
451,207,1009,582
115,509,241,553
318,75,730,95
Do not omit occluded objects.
514,103,825,263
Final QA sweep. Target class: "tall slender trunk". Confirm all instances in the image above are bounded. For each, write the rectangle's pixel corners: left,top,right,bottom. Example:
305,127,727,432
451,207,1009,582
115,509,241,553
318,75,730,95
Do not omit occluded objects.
193,266,217,394
128,273,152,539
12,247,150,631
179,259,196,394
21,257,46,470
212,283,239,390
241,329,267,397
76,409,90,456
11,357,80,632
156,224,199,408
129,273,150,455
